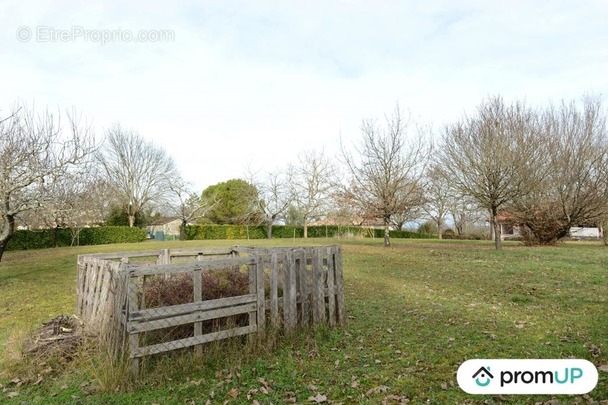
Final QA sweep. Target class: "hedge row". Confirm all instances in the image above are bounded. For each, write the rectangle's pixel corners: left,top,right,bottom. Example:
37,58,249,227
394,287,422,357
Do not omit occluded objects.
7,226,147,251
6,224,434,251
185,224,435,240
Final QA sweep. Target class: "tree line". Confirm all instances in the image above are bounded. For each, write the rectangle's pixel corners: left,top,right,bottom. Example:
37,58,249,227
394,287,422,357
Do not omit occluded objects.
2,94,607,262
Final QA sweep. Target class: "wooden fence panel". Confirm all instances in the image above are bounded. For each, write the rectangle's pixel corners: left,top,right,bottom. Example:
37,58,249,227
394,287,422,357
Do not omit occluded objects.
76,245,345,376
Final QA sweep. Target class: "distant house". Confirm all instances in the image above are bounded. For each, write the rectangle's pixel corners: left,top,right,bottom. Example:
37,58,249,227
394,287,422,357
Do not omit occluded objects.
492,213,602,240
147,217,182,240
494,213,522,240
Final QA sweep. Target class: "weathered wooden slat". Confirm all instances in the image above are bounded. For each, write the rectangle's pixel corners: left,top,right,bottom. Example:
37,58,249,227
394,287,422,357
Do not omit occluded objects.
248,260,257,332
132,324,256,358
129,294,257,321
334,246,345,326
295,248,309,327
169,247,234,256
87,250,164,260
193,269,203,356
76,257,85,314
127,271,141,376
128,257,254,276
128,302,257,334
312,249,325,324
256,256,265,332
84,260,101,320
270,252,279,327
284,250,297,332
326,247,336,327
94,261,113,319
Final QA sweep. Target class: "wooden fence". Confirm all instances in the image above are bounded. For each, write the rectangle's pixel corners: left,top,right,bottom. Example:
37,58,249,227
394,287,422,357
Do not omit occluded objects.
76,246,344,374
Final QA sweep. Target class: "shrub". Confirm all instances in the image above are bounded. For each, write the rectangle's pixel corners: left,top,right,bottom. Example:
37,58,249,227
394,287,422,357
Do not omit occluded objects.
184,224,435,240
77,227,146,245
6,226,146,251
141,268,250,343
417,221,437,235
442,229,456,239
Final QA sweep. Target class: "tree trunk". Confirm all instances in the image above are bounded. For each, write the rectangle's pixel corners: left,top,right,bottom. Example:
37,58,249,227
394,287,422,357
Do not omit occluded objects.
383,218,391,247
51,226,58,248
304,221,308,238
128,215,135,227
436,219,442,240
0,242,7,263
492,208,502,250
0,214,16,264
180,220,186,241
267,221,273,239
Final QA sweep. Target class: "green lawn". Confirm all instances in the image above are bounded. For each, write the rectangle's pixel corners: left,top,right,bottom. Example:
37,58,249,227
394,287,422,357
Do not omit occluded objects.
1,238,607,404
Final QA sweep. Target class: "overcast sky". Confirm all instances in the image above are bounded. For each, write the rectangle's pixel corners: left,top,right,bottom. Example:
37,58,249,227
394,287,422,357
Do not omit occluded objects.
2,0,607,192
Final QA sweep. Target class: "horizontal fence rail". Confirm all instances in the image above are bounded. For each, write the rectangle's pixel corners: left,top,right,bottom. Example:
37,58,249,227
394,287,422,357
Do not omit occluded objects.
76,246,344,375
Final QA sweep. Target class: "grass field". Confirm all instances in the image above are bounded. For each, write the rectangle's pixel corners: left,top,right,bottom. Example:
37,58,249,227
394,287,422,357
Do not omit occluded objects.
1,238,607,404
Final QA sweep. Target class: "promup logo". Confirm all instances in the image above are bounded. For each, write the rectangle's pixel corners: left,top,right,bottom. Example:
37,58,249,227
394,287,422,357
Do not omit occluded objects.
472,366,494,387
457,359,598,395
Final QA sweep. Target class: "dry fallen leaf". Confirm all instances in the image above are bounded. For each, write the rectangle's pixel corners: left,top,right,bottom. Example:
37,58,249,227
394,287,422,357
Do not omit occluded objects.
366,385,389,396
227,388,239,398
7,392,19,398
598,364,608,372
308,393,327,403
382,394,410,404
284,391,297,403
247,388,258,399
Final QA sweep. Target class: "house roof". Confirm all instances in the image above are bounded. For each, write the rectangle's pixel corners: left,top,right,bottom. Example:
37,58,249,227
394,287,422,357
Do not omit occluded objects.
148,216,180,226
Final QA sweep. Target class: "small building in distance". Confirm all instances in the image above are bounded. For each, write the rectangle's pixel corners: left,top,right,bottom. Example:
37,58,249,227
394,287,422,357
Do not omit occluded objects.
146,217,181,240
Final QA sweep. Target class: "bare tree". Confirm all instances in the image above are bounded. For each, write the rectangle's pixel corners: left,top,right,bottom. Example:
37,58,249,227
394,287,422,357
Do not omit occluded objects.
340,107,430,247
291,149,335,238
448,194,483,238
422,164,451,239
440,96,544,250
0,104,95,262
168,181,219,241
98,124,179,227
253,169,292,239
510,97,608,244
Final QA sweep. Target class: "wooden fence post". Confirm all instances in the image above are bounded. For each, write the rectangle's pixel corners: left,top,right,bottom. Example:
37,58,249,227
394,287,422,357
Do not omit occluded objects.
312,248,326,325
326,246,336,327
193,269,203,357
295,248,308,327
270,251,279,328
128,271,140,377
334,246,345,326
256,255,266,334
284,250,297,333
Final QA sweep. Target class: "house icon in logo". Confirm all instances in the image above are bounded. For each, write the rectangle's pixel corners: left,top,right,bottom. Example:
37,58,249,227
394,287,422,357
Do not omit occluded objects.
472,366,494,387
